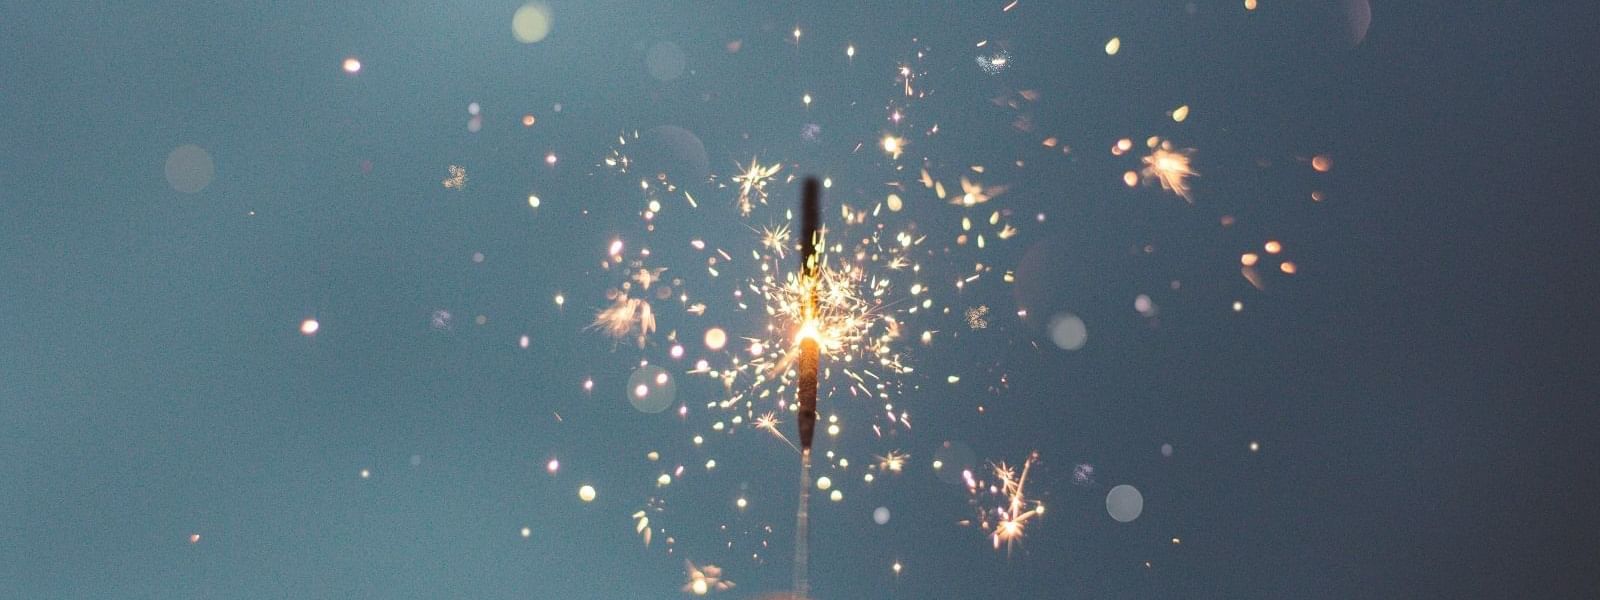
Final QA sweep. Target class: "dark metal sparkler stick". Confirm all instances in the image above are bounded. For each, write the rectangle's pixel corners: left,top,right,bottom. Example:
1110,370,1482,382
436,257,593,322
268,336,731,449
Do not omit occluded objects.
796,177,821,452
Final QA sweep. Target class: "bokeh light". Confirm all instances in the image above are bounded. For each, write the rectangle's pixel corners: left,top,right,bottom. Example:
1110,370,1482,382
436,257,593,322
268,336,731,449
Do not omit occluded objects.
1106,484,1144,522
704,327,727,351
646,41,686,81
932,441,976,485
1048,313,1088,351
164,144,215,194
626,365,676,413
512,3,552,44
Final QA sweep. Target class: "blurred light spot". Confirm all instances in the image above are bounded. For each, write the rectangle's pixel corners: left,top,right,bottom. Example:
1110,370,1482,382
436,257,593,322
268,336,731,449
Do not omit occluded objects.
522,114,536,127
1245,0,1257,10
1123,170,1138,187
1312,154,1332,172
627,365,675,413
521,527,532,538
1048,313,1088,350
189,533,200,544
886,193,903,212
873,506,891,525
512,3,552,43
1105,37,1121,55
646,41,686,81
1106,484,1144,522
342,57,361,73
300,318,319,336
1280,261,1297,274
816,476,832,490
1346,0,1372,46
704,327,727,351
528,195,540,208
736,497,748,509
1241,253,1259,266
932,441,976,485
519,335,530,349
1161,443,1173,457
578,484,596,502
165,144,215,194
882,135,903,158
1264,240,1282,254
1172,105,1190,122
830,490,843,502
359,468,370,479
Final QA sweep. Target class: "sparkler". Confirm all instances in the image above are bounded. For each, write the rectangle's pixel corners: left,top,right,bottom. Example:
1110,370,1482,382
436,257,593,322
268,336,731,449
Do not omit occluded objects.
793,176,822,599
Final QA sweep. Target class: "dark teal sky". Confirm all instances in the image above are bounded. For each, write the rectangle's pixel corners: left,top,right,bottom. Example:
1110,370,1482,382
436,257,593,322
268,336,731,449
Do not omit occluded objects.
4,2,1597,598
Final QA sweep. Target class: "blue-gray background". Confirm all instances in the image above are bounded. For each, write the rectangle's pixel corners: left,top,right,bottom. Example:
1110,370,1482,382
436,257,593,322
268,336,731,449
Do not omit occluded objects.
3,1,1597,598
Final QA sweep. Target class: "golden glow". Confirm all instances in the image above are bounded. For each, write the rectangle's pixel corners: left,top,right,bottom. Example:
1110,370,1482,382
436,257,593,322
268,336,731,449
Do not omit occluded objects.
882,134,904,159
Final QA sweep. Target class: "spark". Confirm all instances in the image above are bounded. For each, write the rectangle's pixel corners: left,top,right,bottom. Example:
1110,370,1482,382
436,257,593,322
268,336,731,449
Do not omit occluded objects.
875,450,909,473
1141,141,1198,202
731,157,782,216
881,134,904,159
756,411,799,452
590,296,656,348
442,165,466,189
964,305,989,330
633,509,653,546
976,50,1012,75
968,452,1045,553
759,223,792,259
684,560,734,595
954,176,1006,207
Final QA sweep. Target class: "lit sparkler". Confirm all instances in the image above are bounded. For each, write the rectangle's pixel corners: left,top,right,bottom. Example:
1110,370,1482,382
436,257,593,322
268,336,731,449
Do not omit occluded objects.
793,177,822,599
